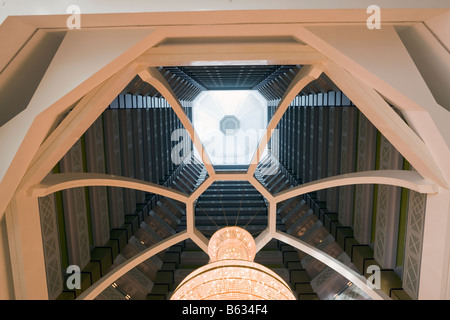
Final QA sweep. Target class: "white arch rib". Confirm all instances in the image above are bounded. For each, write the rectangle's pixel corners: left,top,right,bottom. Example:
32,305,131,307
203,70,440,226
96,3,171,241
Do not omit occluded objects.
247,63,324,176
30,173,189,203
137,66,216,178
274,231,391,300
275,170,438,203
76,231,189,300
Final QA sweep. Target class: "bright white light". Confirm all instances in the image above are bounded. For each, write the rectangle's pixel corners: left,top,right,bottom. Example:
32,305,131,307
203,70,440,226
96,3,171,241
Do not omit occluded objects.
193,90,267,166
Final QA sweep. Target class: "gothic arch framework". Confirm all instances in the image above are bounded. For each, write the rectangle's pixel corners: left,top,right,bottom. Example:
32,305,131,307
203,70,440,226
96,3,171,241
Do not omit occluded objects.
1,8,448,300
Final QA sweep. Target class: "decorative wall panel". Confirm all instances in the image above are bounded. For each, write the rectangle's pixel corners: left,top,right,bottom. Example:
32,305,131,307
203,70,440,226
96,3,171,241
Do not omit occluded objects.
60,139,91,269
84,117,110,246
403,186,426,299
373,135,403,268
38,193,63,300
353,112,377,244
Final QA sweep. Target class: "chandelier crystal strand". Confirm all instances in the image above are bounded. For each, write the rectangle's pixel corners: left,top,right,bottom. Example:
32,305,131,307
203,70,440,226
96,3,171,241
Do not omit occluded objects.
170,226,296,300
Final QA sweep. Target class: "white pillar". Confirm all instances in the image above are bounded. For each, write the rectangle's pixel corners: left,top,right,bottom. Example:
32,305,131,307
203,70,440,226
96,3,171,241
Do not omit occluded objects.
5,193,48,299
418,188,450,299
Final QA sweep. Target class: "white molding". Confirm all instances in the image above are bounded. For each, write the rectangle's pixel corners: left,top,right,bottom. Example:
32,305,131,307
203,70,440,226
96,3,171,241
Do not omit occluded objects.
274,231,390,300
76,231,189,300
31,173,189,203
275,170,437,203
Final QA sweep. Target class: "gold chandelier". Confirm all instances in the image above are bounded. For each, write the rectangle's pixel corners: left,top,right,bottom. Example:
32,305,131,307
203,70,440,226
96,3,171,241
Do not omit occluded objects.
170,226,297,300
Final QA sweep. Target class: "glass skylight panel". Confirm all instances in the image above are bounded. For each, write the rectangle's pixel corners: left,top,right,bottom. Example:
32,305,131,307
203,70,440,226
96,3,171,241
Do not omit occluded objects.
193,90,267,165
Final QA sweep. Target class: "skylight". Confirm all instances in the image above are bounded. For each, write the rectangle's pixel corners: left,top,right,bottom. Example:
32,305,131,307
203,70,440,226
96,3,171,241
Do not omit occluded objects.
193,90,267,166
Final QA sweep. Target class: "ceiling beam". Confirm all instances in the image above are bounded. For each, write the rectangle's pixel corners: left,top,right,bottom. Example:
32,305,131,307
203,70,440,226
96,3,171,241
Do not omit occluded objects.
18,64,138,193
29,172,189,203
4,8,448,30
274,170,438,203
136,43,325,67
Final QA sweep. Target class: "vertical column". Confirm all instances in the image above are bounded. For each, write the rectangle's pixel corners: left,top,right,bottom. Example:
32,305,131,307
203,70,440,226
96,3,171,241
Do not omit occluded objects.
326,102,342,213
270,102,280,163
309,105,319,182
163,103,171,176
280,108,289,170
337,106,357,226
172,104,186,165
268,104,272,154
154,101,163,183
0,208,14,299
295,102,302,183
353,112,377,244
286,104,292,171
118,108,136,214
160,103,167,177
38,193,64,299
5,194,48,299
186,106,192,162
149,100,160,184
285,104,291,172
131,106,146,203
300,103,308,183
142,102,152,182
163,100,169,178
103,109,125,228
402,184,426,299
84,116,110,246
280,106,287,168
287,101,294,175
59,139,91,269
373,134,403,269
317,103,329,201
303,103,311,183
418,189,450,299
290,103,299,178
298,102,305,183
168,106,175,172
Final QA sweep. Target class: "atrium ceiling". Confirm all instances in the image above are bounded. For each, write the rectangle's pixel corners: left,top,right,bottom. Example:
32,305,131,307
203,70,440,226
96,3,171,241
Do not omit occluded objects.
121,64,341,102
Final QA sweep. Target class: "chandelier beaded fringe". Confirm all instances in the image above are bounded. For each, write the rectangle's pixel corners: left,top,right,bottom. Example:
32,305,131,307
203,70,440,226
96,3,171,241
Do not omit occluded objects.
170,226,296,300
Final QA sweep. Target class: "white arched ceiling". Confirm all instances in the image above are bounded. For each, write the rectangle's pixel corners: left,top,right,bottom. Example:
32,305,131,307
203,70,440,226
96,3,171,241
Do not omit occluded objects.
1,8,448,300
0,28,158,217
67,59,438,300
297,25,450,188
30,173,189,203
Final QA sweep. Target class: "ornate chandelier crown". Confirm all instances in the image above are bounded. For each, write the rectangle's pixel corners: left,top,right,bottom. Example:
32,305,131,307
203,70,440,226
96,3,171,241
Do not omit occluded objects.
170,227,296,300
